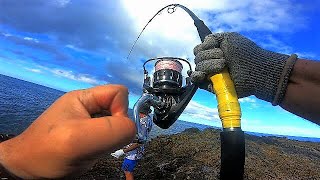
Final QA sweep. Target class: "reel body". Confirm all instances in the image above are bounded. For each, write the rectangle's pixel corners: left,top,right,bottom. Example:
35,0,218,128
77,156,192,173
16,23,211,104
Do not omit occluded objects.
138,57,197,129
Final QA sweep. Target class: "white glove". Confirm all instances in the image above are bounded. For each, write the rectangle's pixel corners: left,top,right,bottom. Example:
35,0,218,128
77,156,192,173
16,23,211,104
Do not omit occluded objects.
111,149,125,158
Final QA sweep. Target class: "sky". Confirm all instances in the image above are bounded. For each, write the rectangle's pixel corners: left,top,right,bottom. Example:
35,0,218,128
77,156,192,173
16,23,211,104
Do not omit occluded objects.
0,0,319,138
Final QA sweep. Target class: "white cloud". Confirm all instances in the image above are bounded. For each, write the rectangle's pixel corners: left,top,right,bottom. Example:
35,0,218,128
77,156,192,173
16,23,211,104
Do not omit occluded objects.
2,33,12,37
238,96,260,109
240,116,320,138
33,65,106,85
51,69,104,85
182,100,219,121
239,97,256,103
243,124,320,138
121,0,308,82
213,0,305,32
52,0,71,8
295,52,317,59
255,35,318,59
1,1,318,138
2,0,312,93
24,67,42,73
122,0,305,51
23,37,39,43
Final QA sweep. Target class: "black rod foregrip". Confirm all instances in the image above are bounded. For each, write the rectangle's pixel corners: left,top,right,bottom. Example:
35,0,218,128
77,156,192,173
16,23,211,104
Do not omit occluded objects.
220,131,245,180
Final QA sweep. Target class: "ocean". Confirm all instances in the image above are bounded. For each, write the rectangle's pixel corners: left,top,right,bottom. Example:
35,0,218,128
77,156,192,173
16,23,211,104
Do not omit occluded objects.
0,74,210,136
0,74,65,134
0,74,319,142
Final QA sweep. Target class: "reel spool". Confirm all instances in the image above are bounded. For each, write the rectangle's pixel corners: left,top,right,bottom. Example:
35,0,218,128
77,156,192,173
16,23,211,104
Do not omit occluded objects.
143,57,192,94
153,59,183,90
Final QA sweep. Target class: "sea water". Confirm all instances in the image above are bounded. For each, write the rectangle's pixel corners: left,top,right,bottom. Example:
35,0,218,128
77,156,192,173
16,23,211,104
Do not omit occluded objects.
1,74,318,142
0,74,64,134
0,74,209,136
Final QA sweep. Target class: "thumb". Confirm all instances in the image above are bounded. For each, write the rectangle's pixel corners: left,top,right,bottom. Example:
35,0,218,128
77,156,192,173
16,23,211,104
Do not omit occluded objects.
77,84,130,117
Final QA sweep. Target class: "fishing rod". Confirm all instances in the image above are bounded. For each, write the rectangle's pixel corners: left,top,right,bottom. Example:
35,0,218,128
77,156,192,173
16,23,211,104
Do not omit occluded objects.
130,4,245,179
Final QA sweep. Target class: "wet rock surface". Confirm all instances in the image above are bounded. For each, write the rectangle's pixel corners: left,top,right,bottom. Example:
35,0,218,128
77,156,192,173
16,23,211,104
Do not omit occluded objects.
76,128,320,180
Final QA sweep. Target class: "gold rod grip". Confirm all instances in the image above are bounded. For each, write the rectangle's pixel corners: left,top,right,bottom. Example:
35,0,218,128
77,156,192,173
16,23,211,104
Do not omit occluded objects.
210,68,242,129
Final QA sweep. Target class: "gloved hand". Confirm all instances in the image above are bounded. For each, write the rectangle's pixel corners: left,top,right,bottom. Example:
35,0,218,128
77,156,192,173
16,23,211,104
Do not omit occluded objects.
111,149,125,158
190,32,297,105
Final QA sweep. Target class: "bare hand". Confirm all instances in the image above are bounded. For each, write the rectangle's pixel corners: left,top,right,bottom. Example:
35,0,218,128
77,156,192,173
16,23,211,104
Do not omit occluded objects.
0,85,136,179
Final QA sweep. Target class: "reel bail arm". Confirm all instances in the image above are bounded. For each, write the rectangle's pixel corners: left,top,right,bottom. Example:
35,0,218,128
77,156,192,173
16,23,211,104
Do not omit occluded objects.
133,93,165,142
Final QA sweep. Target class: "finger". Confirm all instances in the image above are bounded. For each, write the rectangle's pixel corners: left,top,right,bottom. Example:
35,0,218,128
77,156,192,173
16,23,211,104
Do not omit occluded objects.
77,84,129,116
193,34,221,56
201,34,220,50
211,33,226,43
195,59,226,74
193,44,202,56
190,71,206,83
195,48,224,64
68,115,136,157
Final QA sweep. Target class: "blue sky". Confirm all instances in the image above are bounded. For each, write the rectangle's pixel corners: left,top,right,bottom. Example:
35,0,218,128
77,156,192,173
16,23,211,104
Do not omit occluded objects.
0,0,319,138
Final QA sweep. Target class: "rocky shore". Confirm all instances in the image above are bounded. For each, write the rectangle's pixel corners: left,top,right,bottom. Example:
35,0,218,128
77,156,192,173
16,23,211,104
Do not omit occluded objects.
76,128,320,180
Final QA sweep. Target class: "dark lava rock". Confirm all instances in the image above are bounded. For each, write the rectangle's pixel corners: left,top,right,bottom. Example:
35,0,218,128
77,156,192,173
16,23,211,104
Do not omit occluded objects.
75,128,320,180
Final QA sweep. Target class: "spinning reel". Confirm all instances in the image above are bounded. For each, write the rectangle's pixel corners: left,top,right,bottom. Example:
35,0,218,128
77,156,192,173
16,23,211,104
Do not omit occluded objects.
142,57,197,129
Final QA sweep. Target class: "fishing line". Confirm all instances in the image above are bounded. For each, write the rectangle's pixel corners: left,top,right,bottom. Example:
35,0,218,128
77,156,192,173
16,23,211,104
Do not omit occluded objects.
126,4,178,60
